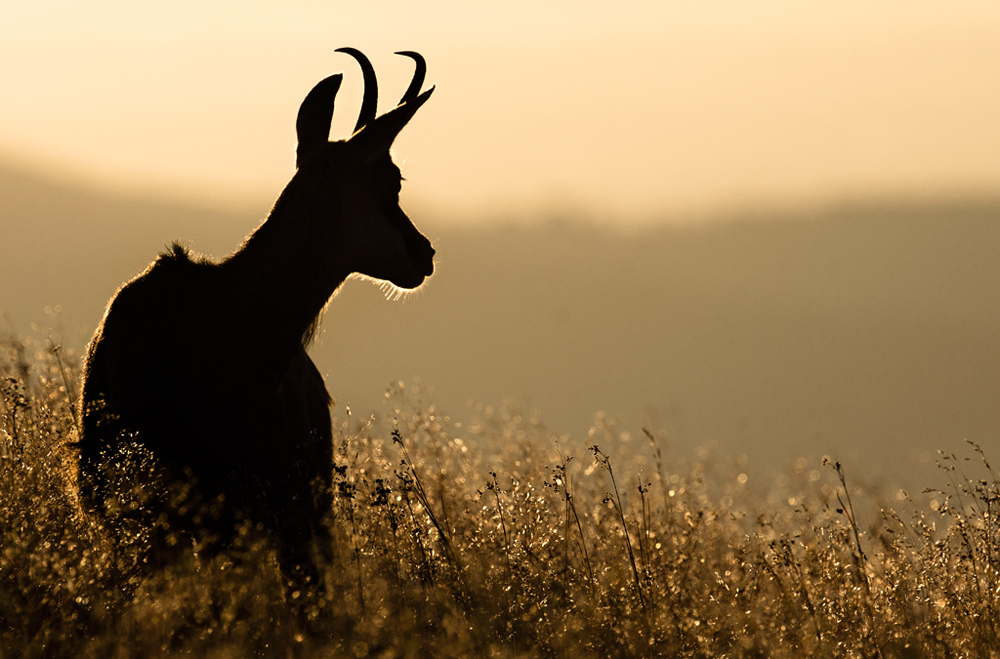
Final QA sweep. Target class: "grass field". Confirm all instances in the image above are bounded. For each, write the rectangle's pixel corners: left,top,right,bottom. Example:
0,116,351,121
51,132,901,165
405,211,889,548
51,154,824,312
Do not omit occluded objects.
1,334,997,658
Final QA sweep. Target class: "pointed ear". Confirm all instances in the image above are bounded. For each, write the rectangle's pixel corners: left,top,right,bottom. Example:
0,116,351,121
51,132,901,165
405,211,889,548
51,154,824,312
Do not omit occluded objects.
349,86,434,165
296,73,343,167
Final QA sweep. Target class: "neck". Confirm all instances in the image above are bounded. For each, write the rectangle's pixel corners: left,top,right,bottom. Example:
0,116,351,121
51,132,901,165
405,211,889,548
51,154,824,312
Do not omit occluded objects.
222,173,352,351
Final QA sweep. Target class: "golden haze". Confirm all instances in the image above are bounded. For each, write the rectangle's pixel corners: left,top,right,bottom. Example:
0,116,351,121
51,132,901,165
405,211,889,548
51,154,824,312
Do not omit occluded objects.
0,1,998,223
1,4,999,492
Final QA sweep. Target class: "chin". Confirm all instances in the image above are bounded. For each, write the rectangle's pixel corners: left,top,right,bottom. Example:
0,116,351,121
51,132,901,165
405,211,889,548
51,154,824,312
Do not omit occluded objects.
391,273,427,290
369,272,426,301
395,260,434,289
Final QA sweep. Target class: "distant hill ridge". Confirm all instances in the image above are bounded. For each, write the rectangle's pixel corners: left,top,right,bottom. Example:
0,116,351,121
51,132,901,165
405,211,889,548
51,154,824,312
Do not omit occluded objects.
2,159,998,490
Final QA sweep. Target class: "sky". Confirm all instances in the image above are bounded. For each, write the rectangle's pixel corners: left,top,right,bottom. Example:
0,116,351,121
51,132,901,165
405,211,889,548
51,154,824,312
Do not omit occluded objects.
2,1,1000,225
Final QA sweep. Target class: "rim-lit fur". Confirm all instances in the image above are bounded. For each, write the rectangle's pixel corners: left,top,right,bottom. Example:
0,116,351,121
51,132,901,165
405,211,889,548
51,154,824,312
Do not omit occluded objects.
76,50,435,607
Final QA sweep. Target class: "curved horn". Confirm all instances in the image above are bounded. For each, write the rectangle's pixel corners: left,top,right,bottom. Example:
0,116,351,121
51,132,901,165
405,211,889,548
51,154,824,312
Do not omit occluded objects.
335,47,378,133
295,73,343,167
394,51,426,106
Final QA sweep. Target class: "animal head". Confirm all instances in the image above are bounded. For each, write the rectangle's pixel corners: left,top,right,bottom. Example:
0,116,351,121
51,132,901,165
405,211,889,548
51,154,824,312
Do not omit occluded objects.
294,48,435,291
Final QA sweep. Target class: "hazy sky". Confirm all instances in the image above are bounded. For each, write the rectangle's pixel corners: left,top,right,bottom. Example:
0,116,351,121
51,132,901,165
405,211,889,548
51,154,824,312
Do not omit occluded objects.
2,1,999,225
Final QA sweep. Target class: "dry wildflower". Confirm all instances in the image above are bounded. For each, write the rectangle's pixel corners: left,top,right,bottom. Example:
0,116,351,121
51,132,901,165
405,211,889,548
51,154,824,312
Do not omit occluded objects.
1,339,997,657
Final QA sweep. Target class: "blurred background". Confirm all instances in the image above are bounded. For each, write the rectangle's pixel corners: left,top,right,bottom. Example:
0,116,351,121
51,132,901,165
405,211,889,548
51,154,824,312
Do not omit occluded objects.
2,1,999,493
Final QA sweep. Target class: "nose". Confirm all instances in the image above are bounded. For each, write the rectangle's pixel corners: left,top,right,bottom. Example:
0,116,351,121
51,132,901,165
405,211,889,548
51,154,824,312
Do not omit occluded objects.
419,240,435,276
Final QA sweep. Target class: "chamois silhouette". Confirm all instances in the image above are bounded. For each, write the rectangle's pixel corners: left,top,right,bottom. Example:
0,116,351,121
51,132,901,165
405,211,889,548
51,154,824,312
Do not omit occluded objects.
77,49,435,603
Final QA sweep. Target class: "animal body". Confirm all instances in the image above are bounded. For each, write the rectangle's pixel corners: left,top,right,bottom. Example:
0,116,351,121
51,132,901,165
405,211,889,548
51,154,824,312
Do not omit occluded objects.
76,49,435,598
